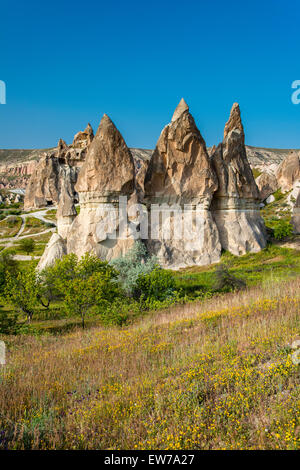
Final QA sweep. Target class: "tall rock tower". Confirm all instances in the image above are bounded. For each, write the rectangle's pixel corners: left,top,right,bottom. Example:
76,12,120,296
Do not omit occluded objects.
211,103,266,255
66,114,137,260
144,99,221,268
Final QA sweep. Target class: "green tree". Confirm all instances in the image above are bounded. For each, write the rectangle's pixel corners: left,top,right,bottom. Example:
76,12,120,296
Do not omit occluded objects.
59,271,121,329
19,238,35,255
4,264,39,322
0,250,19,295
42,253,120,328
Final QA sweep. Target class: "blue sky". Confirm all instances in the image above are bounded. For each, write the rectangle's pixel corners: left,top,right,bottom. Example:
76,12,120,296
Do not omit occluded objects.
0,0,299,149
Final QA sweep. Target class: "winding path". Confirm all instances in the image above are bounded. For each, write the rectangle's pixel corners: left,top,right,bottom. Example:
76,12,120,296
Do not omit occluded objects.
0,207,57,255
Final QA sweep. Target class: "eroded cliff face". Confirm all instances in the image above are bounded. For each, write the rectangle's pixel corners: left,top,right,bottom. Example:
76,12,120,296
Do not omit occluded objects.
23,124,94,210
276,151,300,193
143,99,221,268
255,172,279,202
292,189,300,234
211,103,266,256
66,114,137,261
39,102,270,270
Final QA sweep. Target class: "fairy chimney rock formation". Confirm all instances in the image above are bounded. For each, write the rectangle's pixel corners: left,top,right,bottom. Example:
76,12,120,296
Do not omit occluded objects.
56,184,77,239
292,189,300,234
276,152,300,193
144,99,221,268
211,103,266,255
72,123,94,149
24,153,61,210
256,172,279,201
66,114,137,260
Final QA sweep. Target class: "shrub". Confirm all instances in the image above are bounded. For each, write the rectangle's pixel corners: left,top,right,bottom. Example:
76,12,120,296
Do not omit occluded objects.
111,241,158,295
273,219,294,240
135,268,176,305
100,298,139,326
273,189,285,201
214,264,246,292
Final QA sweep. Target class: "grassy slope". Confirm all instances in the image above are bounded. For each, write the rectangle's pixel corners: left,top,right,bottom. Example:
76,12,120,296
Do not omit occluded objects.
0,278,299,450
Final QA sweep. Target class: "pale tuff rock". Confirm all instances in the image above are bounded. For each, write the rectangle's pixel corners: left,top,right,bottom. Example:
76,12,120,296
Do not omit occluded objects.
57,139,68,152
56,172,77,239
211,103,266,256
144,99,218,206
37,233,67,271
23,127,92,210
291,184,300,234
24,153,61,209
171,98,189,122
256,172,279,201
38,103,270,269
24,151,78,210
276,151,300,193
130,148,152,201
212,103,259,200
144,99,221,268
72,123,94,149
266,194,275,204
66,114,137,261
75,114,135,195
41,171,77,265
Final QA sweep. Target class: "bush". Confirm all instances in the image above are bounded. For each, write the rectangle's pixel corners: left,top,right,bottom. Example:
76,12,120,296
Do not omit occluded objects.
273,220,294,240
273,189,285,201
214,264,246,292
111,241,158,295
100,298,139,326
135,268,176,306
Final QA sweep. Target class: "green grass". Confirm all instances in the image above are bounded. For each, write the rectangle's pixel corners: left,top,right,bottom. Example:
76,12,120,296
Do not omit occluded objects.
14,232,53,256
1,243,299,336
0,216,22,238
45,209,57,220
1,278,299,450
22,217,50,235
252,168,262,179
174,245,300,300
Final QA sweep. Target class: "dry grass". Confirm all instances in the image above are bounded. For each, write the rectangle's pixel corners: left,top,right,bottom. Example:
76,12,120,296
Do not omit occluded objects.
0,279,299,450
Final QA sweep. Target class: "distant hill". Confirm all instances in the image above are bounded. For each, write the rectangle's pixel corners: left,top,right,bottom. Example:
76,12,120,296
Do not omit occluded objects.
0,145,299,191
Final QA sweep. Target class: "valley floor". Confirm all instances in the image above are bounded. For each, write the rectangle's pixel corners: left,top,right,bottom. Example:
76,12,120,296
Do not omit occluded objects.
0,277,299,450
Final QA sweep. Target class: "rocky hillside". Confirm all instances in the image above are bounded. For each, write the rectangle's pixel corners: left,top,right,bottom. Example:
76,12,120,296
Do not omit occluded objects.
0,147,152,190
1,145,299,191
0,148,54,189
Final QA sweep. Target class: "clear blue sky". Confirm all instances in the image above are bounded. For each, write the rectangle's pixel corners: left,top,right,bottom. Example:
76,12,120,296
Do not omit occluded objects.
0,0,299,149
